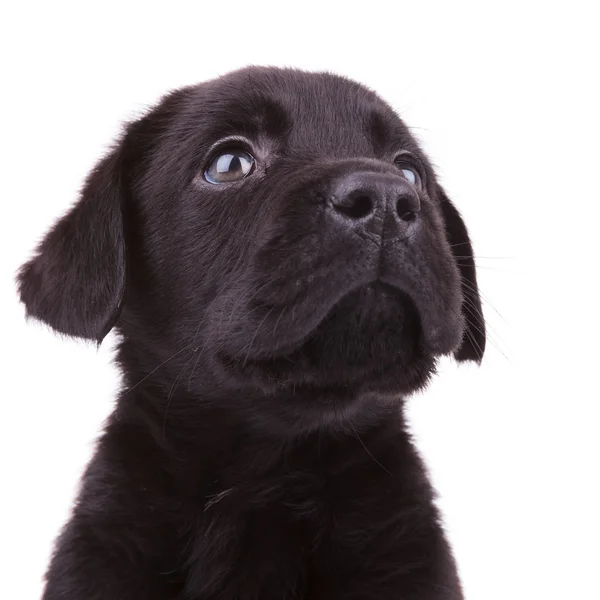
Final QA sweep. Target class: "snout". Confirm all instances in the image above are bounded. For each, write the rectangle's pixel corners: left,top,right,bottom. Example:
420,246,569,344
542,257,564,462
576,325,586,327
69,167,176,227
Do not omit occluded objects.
328,171,421,239
215,159,465,364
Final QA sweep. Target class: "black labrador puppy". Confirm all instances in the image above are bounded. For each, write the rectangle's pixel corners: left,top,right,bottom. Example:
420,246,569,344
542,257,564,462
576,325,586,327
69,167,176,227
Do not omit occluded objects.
19,67,485,600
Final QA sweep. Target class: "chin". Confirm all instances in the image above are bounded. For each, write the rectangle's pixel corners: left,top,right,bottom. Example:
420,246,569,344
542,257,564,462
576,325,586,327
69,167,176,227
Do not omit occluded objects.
210,282,440,433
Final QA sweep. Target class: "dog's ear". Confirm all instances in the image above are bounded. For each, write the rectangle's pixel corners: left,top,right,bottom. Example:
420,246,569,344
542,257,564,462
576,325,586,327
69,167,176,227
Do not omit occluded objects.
437,185,486,362
17,144,127,343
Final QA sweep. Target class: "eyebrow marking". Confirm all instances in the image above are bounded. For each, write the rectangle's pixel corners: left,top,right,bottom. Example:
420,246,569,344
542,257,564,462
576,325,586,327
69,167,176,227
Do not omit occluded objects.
368,110,392,154
254,98,291,138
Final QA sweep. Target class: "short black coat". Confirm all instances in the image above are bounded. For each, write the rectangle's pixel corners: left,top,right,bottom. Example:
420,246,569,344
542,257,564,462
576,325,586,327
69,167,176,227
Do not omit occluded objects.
19,66,485,599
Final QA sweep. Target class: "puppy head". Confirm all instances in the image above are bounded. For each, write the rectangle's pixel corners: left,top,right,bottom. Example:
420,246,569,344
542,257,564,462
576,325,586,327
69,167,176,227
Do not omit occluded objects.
18,67,485,427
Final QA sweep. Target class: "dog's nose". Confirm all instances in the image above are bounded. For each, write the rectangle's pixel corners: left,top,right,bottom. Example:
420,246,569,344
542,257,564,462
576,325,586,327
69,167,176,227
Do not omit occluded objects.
329,171,420,234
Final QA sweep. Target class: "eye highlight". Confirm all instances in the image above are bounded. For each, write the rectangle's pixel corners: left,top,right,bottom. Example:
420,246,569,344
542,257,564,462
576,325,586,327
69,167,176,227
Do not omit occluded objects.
205,148,255,184
394,157,422,189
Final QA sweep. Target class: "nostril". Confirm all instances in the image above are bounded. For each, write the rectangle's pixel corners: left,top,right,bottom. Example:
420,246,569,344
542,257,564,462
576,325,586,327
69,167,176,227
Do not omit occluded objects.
333,194,373,220
399,210,417,223
396,193,420,223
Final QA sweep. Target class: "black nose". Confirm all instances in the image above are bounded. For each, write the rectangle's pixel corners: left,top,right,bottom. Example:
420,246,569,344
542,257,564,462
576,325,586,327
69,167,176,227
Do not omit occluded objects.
329,171,421,234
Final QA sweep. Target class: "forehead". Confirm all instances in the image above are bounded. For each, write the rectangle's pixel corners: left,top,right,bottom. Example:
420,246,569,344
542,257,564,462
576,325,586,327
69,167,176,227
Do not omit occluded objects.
185,68,419,157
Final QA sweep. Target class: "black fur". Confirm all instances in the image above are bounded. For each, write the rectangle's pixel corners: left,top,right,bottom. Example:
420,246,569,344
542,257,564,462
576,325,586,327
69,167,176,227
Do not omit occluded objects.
18,66,485,599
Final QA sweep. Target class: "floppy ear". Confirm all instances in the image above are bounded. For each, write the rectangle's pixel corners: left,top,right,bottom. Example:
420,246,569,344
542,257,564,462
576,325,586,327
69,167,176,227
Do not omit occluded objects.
437,185,486,362
17,146,126,343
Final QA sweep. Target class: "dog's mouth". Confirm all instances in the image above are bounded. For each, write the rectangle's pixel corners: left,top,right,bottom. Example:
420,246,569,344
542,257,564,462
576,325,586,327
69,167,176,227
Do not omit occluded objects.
210,230,466,389
219,279,425,377
208,280,436,428
295,280,423,361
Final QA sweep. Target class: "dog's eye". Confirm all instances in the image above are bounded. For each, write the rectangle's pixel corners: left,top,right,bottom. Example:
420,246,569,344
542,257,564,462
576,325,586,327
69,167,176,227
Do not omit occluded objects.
205,148,255,184
394,160,421,189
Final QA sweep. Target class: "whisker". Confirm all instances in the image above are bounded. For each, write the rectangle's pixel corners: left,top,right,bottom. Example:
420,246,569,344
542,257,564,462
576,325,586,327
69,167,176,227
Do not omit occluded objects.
458,314,487,362
163,351,197,440
241,305,277,367
350,421,393,476
271,307,288,342
186,338,214,392
460,301,510,363
122,344,193,396
225,277,275,333
455,255,514,260
457,263,513,273
460,275,506,323
449,241,477,249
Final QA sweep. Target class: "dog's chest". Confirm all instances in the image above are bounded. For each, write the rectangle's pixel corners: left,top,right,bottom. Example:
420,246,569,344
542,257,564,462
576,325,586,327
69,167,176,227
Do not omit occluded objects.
183,481,326,599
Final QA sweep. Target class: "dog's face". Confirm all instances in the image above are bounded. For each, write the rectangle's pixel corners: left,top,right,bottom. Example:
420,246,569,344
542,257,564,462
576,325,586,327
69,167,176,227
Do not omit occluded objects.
18,67,485,430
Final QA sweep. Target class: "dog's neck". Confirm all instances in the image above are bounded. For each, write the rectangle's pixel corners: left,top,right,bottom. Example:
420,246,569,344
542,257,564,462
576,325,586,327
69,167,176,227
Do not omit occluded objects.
114,336,408,441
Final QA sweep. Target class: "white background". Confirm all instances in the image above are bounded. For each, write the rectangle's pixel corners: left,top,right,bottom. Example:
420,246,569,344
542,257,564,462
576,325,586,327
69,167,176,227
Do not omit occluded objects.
1,2,599,598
